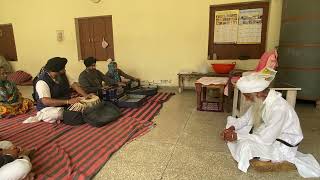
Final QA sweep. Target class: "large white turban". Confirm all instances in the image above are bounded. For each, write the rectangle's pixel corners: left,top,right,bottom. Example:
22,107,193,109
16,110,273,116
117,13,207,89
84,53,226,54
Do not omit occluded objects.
236,74,271,93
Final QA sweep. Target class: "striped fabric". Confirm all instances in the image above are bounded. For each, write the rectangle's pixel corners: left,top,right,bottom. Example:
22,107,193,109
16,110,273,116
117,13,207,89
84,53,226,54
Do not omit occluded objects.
7,70,33,85
0,92,174,180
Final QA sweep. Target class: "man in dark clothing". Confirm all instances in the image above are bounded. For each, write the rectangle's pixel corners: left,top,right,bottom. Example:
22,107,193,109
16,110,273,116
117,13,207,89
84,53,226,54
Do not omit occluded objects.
79,57,116,94
32,57,89,123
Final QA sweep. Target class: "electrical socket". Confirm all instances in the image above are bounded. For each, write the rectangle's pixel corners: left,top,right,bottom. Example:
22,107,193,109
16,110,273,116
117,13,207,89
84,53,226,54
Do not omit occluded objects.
146,80,172,85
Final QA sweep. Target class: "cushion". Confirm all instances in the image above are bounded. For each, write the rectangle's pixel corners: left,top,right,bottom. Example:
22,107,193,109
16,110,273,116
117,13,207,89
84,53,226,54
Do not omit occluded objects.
250,159,297,172
255,50,278,72
7,70,33,85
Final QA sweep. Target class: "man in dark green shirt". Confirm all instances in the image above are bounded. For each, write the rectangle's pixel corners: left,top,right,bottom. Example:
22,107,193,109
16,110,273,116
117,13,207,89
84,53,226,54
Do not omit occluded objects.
79,57,115,94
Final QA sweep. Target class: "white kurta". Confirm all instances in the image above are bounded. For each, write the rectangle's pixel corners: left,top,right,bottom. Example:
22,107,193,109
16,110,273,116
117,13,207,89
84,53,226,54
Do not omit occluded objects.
0,141,32,180
226,89,320,178
23,73,75,124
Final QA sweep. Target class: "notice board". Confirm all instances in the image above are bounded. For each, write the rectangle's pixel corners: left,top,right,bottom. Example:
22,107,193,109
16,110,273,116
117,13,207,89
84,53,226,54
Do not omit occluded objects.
208,1,269,60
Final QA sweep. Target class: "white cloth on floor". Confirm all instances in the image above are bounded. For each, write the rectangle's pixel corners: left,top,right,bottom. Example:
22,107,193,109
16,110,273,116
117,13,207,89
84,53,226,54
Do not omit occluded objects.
0,157,32,180
23,107,64,123
226,89,320,178
0,141,32,180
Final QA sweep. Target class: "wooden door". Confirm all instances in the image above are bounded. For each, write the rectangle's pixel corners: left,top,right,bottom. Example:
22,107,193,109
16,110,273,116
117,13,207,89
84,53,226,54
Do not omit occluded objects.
0,24,18,61
91,17,108,60
103,16,114,60
78,19,94,59
76,15,115,60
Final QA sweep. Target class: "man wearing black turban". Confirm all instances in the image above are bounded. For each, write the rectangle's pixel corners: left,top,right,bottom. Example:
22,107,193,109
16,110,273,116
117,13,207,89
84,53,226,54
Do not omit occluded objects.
44,57,68,73
78,57,115,94
32,57,89,123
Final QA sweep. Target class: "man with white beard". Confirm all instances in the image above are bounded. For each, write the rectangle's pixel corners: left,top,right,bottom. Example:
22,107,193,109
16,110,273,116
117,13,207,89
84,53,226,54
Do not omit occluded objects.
221,74,320,178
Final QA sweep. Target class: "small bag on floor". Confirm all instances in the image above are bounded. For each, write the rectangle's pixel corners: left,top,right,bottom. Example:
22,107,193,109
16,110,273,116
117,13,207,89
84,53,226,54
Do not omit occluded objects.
83,101,121,127
62,110,86,126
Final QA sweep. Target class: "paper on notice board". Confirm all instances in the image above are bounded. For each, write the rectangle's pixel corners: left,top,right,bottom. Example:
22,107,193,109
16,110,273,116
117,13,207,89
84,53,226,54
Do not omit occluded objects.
214,10,239,43
237,8,263,44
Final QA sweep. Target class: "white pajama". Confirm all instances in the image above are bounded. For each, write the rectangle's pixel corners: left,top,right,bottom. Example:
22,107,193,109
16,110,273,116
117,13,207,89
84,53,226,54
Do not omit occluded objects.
25,73,76,124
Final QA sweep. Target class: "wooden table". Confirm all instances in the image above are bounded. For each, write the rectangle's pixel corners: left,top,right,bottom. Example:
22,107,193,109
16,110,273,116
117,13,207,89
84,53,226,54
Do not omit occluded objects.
195,77,229,112
178,72,228,93
232,82,302,117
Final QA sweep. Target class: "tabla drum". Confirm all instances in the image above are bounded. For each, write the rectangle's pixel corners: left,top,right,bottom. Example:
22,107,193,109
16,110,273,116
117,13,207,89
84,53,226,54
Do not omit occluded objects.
68,95,101,112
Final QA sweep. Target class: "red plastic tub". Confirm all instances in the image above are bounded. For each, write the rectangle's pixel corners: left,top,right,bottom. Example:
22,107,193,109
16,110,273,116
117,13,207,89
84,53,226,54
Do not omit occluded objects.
211,63,236,74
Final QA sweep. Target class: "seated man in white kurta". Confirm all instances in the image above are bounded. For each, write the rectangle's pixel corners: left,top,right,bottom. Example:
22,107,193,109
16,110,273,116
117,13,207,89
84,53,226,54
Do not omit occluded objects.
221,74,320,178
27,57,89,123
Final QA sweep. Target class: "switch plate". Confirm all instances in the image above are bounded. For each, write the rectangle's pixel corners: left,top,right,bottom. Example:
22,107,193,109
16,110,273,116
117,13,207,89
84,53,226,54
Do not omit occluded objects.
56,30,64,42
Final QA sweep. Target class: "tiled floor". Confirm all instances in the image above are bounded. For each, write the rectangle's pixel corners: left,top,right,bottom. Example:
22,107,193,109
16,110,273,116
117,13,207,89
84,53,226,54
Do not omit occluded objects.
18,87,320,180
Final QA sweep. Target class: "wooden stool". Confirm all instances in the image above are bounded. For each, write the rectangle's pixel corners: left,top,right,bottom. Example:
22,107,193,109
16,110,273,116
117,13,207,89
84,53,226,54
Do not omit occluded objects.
195,77,228,112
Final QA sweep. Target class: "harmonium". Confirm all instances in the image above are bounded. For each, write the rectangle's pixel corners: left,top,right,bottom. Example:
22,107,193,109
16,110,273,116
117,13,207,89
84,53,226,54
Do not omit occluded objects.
101,87,124,102
116,85,158,108
117,94,148,108
127,85,158,96
101,85,158,108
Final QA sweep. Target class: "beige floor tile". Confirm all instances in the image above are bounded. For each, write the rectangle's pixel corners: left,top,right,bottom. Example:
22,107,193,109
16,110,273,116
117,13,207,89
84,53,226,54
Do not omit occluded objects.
177,132,227,152
167,145,237,170
242,170,304,180
114,140,175,167
136,125,181,144
153,110,191,125
183,118,224,137
163,164,303,180
94,160,163,180
162,166,245,180
187,112,228,129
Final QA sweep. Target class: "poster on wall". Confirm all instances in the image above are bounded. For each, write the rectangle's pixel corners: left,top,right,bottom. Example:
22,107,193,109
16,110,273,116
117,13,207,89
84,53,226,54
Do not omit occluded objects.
214,10,239,43
237,8,263,44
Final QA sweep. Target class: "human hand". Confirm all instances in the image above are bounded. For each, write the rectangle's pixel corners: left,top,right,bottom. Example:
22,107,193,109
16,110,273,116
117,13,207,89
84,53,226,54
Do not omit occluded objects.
118,82,126,87
220,126,235,140
226,126,235,132
224,131,237,142
68,97,82,104
122,79,130,83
